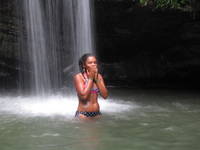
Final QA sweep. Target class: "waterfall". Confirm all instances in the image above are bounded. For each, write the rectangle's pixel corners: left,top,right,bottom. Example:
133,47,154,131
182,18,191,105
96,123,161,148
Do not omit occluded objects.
71,0,95,73
20,0,95,95
23,0,51,95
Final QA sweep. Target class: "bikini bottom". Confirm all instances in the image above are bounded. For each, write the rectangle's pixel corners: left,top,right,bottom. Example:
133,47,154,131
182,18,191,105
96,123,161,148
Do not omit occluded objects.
75,111,101,117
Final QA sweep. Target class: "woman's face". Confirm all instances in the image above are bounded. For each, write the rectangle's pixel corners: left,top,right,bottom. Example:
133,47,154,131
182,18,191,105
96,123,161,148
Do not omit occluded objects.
84,56,97,70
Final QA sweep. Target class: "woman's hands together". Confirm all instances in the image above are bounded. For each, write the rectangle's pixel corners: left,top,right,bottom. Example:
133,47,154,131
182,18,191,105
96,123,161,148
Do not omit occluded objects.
86,66,98,81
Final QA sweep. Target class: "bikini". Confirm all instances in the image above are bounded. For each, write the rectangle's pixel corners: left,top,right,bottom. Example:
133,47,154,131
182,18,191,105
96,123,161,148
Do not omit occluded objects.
75,75,101,118
75,111,101,117
84,78,100,94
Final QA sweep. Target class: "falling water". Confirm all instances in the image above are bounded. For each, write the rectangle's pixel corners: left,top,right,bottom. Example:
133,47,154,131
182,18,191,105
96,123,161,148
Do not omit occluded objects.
71,0,95,73
23,0,51,95
21,0,95,95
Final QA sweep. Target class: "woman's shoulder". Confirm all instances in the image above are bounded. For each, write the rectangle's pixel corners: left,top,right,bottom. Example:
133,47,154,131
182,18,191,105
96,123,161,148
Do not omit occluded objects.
98,73,103,78
74,73,81,77
74,73,82,77
73,73,83,80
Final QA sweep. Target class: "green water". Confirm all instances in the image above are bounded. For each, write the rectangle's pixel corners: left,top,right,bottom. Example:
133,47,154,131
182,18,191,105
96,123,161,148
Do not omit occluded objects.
0,89,200,150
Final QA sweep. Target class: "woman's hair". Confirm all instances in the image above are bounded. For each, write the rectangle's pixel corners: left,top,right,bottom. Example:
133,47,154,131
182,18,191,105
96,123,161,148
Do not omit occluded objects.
79,53,96,73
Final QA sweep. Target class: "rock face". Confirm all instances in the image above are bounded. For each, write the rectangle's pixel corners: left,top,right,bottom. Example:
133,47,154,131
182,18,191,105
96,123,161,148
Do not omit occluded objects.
94,1,200,88
0,0,20,90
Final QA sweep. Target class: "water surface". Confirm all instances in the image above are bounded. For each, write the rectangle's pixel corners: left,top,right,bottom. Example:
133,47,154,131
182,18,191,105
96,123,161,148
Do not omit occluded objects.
0,88,200,150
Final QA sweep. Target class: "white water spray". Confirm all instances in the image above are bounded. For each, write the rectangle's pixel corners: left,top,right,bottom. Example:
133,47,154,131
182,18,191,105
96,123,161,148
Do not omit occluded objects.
0,96,135,118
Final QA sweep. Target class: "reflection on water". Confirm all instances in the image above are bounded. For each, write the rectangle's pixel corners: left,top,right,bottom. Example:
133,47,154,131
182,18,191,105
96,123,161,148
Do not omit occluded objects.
0,88,200,150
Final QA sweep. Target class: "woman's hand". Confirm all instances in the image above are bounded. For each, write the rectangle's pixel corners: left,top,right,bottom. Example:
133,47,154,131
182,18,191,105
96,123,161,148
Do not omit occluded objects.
94,67,99,81
86,67,96,80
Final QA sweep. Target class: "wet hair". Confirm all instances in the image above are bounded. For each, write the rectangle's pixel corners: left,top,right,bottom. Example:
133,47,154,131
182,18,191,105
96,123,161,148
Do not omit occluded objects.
79,53,96,73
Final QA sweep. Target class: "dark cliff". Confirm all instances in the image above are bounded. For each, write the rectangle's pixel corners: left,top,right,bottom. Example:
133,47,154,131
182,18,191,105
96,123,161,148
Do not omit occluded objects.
94,1,200,88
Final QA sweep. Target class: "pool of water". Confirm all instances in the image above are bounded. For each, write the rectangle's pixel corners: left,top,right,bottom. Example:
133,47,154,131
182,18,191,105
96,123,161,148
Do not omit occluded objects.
0,88,200,150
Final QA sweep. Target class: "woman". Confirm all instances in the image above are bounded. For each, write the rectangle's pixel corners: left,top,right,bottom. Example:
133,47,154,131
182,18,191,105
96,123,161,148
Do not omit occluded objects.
74,53,108,119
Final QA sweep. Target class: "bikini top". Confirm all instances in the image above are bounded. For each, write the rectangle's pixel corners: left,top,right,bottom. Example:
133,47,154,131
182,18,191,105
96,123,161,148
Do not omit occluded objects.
84,78,100,94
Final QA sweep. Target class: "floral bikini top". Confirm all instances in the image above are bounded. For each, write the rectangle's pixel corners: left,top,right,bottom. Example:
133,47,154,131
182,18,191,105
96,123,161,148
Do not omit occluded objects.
84,78,100,94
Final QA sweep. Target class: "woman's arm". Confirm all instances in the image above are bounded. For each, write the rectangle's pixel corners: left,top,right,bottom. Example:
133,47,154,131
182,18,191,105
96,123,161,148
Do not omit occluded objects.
95,74,108,99
73,74,93,100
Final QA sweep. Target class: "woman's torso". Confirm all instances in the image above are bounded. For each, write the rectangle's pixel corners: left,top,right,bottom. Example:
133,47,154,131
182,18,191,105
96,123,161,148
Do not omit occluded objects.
77,73,100,112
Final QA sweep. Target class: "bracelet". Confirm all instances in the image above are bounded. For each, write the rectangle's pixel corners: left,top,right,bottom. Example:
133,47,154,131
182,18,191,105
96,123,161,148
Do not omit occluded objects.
94,79,101,83
88,77,93,80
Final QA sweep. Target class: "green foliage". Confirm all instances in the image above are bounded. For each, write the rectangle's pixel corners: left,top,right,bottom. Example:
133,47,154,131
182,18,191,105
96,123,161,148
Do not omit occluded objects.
139,0,190,9
155,0,189,8
139,0,148,6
